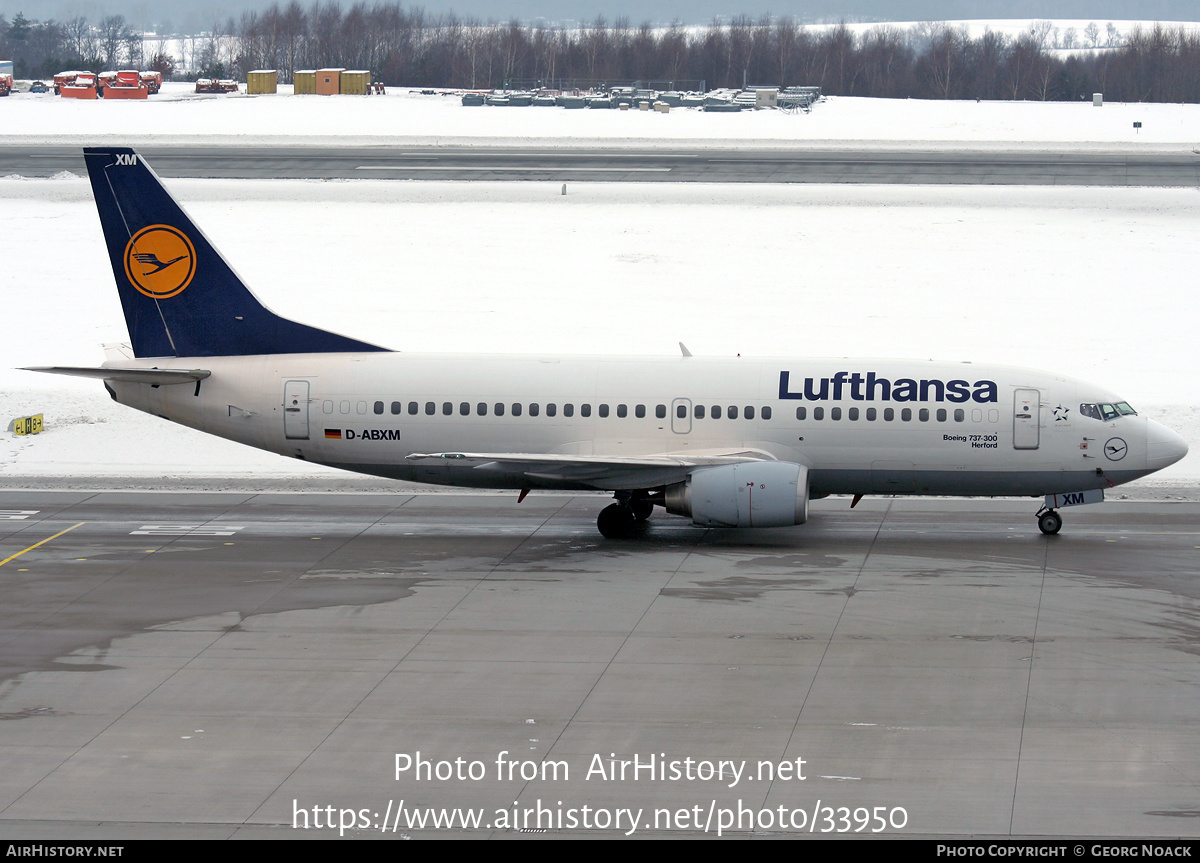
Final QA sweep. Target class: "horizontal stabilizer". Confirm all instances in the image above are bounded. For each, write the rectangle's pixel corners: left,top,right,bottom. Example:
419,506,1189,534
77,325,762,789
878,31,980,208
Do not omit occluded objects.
23,366,211,385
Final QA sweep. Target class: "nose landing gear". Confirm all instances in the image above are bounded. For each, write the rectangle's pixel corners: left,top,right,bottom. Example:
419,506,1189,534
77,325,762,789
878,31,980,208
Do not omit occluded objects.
1036,507,1062,535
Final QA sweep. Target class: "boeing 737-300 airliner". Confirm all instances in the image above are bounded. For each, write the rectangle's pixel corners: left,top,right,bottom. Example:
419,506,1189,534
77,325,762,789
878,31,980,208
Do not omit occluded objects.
25,148,1189,538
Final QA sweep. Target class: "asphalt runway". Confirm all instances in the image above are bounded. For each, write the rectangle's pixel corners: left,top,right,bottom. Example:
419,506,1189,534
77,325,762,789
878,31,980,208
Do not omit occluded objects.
1,490,1198,838
4,144,1200,185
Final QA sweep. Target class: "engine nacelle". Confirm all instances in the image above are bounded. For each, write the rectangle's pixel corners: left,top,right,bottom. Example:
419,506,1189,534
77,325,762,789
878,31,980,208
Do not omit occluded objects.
665,462,809,528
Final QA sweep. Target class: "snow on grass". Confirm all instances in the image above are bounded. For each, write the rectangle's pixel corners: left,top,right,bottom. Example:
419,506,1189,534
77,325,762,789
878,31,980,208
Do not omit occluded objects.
3,84,1200,150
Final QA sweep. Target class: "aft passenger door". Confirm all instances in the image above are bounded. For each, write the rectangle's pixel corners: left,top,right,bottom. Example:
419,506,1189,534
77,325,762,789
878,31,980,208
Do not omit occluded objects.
1013,388,1040,450
283,379,311,440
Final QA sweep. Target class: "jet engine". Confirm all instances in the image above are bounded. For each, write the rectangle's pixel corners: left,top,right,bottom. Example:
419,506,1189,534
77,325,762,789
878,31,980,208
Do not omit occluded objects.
665,462,809,528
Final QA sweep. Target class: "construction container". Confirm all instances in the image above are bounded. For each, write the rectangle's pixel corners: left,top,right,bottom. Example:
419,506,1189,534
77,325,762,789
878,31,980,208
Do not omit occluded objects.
315,68,344,95
339,70,370,95
247,70,278,95
294,71,316,95
755,87,779,108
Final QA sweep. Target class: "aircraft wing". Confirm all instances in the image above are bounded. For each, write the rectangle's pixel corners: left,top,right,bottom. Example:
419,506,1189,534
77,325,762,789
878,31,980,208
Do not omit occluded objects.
23,366,211,385
404,450,775,490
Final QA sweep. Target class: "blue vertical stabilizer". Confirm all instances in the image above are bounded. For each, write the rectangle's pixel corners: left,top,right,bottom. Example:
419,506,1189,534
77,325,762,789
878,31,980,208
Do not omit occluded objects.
84,147,390,358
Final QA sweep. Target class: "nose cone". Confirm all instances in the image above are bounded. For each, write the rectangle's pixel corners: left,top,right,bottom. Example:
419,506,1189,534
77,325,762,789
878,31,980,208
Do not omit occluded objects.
1146,419,1189,471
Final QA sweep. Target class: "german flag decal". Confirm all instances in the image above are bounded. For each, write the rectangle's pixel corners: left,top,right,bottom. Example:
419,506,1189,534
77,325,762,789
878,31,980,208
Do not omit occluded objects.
324,429,342,439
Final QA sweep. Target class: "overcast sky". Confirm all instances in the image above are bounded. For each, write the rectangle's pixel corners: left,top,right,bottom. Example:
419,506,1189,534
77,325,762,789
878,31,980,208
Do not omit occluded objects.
4,0,1197,32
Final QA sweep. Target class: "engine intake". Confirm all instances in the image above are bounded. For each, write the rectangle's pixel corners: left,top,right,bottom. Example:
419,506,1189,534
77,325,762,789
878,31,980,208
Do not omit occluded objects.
665,462,809,528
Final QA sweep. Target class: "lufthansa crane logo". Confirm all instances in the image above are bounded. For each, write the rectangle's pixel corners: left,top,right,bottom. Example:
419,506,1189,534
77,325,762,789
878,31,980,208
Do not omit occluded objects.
1103,437,1128,461
123,225,196,299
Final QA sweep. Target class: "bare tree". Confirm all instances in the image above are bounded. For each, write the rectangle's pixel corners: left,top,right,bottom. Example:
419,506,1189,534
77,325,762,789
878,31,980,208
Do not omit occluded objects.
98,15,129,69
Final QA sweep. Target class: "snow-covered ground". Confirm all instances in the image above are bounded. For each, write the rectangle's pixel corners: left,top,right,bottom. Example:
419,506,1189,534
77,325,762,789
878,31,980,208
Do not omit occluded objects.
1,92,1196,494
3,83,1200,151
1,176,1196,493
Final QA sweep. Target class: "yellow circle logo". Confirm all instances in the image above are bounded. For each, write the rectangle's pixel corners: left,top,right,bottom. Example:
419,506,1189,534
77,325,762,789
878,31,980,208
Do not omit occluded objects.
123,225,196,299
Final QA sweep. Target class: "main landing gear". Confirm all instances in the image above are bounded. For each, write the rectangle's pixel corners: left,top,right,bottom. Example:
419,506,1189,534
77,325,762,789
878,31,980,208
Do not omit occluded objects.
597,493,655,539
1035,507,1063,535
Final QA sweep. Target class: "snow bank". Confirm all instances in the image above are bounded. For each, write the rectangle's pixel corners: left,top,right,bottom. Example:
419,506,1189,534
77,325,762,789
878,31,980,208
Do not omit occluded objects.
3,85,1199,151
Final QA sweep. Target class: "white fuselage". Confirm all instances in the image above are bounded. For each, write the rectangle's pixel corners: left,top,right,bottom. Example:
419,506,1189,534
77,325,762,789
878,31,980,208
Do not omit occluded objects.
104,352,1184,498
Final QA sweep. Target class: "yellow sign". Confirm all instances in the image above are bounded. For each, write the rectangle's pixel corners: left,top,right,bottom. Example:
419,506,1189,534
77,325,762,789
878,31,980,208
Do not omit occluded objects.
10,414,43,435
123,224,197,299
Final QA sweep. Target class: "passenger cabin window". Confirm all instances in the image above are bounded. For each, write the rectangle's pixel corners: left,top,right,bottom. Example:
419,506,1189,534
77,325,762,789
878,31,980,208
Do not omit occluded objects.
546,403,556,417
599,404,609,418
711,405,722,419
796,407,806,420
745,406,755,420
814,407,824,420
581,404,592,417
390,401,402,415
656,405,666,419
617,404,627,418
494,403,505,416
866,408,876,421
374,401,384,415
762,406,771,420
635,404,645,418
425,402,435,415
694,404,705,419
847,407,858,421
442,402,452,416
512,403,523,416
831,407,842,421
477,403,487,416
408,402,418,415
529,403,540,417
564,404,574,417
460,402,470,416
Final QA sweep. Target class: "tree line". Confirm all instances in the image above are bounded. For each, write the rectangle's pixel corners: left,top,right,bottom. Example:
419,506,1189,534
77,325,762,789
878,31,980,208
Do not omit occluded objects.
3,4,1200,102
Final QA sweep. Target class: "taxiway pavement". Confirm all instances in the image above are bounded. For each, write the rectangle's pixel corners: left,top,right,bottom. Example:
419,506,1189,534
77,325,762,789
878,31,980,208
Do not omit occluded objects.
5,144,1199,185
1,491,1198,838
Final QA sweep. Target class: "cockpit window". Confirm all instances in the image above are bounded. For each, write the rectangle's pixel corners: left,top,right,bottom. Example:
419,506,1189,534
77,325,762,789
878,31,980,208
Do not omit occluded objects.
1080,402,1137,421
